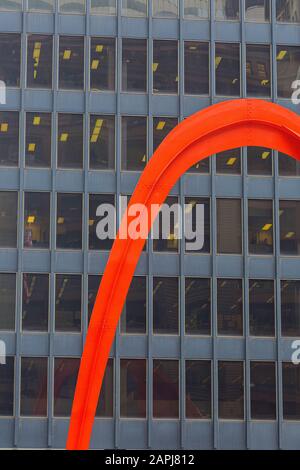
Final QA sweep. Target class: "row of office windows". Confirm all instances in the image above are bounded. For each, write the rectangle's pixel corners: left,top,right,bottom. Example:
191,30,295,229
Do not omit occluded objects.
0,0,299,24
1,272,300,337
1,357,300,421
1,33,299,98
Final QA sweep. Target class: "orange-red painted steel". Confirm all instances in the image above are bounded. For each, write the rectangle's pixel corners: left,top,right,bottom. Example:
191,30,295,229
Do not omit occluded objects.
67,99,300,450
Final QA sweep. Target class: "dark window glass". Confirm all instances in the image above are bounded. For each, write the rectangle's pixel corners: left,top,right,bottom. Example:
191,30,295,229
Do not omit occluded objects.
120,359,146,418
55,274,82,333
0,192,17,248
90,115,115,170
0,33,20,87
91,0,116,15
27,35,53,89
122,116,147,171
184,0,209,19
121,277,147,335
0,357,14,416
280,201,300,256
185,197,210,254
122,0,147,16
281,280,300,337
245,0,270,22
249,280,275,337
215,43,240,96
56,193,82,250
188,158,210,174
248,199,273,255
218,361,244,420
217,199,242,254
186,360,211,419
25,113,51,168
90,37,115,92
153,117,178,152
0,273,16,331
59,0,85,13
250,362,276,420
184,42,209,95
279,152,300,177
215,0,240,20
58,114,83,169
122,39,147,93
89,194,115,251
0,111,19,167
247,147,273,176
96,358,113,417
21,357,47,417
153,360,179,418
153,40,178,94
216,148,241,175
283,363,300,420
22,274,49,332
24,192,50,249
185,278,211,336
246,44,271,97
59,36,84,90
54,358,80,417
153,196,179,253
277,0,300,23
218,279,243,336
153,277,179,335
88,275,101,322
153,0,178,17
277,46,300,98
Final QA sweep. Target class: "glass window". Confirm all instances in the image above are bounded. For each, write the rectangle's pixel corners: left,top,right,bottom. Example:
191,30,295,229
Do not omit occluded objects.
120,359,146,418
246,44,271,97
96,358,113,417
122,0,147,16
0,192,17,248
277,46,300,98
185,278,211,336
25,112,51,168
59,36,84,90
247,147,273,176
90,37,115,92
91,0,115,14
55,274,82,332
215,43,240,96
249,280,275,337
153,117,177,152
218,361,244,420
280,201,300,256
185,197,210,254
59,0,85,13
153,0,178,17
153,277,179,335
56,193,82,250
21,357,47,417
0,357,14,416
28,0,54,12
54,357,80,417
27,35,53,89
0,0,22,10
22,273,49,332
250,361,276,420
277,0,300,23
122,116,147,171
184,42,209,95
218,279,243,336
248,199,273,255
188,157,210,174
217,199,242,254
90,115,115,170
153,40,178,94
122,39,147,93
153,196,179,253
0,111,19,167
0,273,16,331
279,152,300,177
186,361,211,419
0,33,21,87
283,363,300,420
184,0,209,18
215,0,240,20
88,275,101,321
281,280,300,337
121,277,147,335
24,192,50,249
89,194,115,251
153,360,179,418
216,148,241,175
58,113,83,169
245,0,270,22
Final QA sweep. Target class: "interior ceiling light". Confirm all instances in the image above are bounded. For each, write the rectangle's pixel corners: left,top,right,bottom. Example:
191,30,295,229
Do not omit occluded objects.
90,119,104,143
60,133,69,142
261,79,269,86
33,116,41,126
96,45,104,53
215,56,222,68
63,50,72,60
285,232,296,239
27,216,35,224
262,223,272,231
57,217,65,225
227,157,237,166
262,151,271,160
152,63,159,72
0,123,8,132
277,50,287,61
91,60,99,70
156,121,166,131
28,143,36,152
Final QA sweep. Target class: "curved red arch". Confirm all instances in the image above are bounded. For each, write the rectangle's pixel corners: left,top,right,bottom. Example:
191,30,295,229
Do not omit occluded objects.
66,99,300,450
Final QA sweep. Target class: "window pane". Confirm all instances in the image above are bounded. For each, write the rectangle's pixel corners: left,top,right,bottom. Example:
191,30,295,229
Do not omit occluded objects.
122,39,147,92
28,0,54,12
248,199,273,255
90,37,115,92
279,152,300,177
216,148,241,175
120,359,146,418
21,357,47,417
184,0,209,18
121,277,147,334
22,273,49,332
188,157,210,174
246,44,271,97
185,197,210,254
88,275,101,321
153,0,178,17
281,280,300,337
89,194,115,250
218,279,243,336
277,0,300,23
27,35,53,89
153,196,179,253
0,0,22,10
0,192,17,248
249,280,275,337
215,0,240,20
91,0,116,14
25,112,51,168
245,0,270,22
122,0,147,16
280,201,300,256
122,116,147,171
24,192,50,249
277,46,300,98
185,278,211,335
215,43,240,96
283,363,300,420
0,111,19,167
153,360,179,418
247,147,272,176
153,40,178,94
0,357,14,416
58,114,83,169
184,42,209,95
218,361,244,420
90,115,115,170
96,358,113,417
250,362,276,420
186,361,211,419
59,0,85,13
0,33,20,87
54,358,79,417
0,273,16,331
217,199,242,254
59,36,84,90
56,193,82,250
55,274,82,332
153,277,178,335
153,117,177,152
